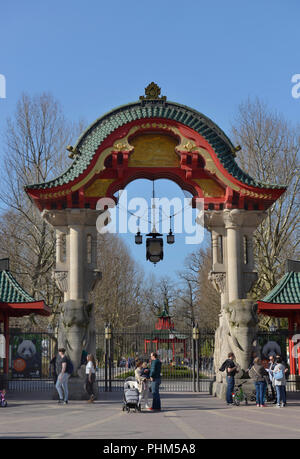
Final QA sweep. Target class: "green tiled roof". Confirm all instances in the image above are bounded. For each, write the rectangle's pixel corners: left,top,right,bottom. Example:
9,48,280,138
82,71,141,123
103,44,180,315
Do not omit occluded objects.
261,272,300,304
0,270,36,303
26,100,286,191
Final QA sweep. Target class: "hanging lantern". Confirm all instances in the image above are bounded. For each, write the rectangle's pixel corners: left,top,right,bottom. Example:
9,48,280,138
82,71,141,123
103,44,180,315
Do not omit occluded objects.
146,233,163,264
167,216,175,244
135,231,143,245
167,230,175,244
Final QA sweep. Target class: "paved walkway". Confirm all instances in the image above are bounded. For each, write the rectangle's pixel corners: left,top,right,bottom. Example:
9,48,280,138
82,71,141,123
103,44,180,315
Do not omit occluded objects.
1,392,300,439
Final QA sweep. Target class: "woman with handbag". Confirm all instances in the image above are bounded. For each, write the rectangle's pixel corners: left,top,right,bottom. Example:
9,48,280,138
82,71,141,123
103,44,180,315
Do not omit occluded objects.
273,357,286,408
85,354,97,403
248,357,268,407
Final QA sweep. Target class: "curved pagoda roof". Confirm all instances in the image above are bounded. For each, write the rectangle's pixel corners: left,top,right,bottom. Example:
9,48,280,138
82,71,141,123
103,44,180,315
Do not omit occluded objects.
26,87,285,193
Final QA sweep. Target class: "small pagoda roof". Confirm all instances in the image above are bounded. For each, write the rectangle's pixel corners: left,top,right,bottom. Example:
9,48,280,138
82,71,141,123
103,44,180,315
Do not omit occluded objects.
0,270,51,317
258,260,300,317
261,272,300,305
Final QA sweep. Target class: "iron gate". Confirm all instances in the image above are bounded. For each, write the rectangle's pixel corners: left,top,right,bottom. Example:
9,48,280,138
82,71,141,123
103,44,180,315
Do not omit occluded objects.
95,327,215,392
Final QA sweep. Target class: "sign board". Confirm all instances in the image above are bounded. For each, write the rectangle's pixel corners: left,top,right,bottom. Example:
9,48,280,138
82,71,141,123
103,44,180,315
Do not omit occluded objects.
0,334,5,358
11,333,42,378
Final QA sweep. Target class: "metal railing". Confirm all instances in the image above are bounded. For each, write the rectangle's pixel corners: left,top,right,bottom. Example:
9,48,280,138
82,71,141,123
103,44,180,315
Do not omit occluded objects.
96,326,215,392
4,327,300,394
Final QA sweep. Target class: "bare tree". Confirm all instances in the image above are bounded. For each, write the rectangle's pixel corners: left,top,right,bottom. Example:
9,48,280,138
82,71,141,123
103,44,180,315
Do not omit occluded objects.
91,233,145,330
232,98,300,300
0,92,83,329
174,246,220,330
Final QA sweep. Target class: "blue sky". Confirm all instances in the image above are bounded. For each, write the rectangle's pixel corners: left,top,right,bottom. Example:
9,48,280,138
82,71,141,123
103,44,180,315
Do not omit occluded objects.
0,0,299,279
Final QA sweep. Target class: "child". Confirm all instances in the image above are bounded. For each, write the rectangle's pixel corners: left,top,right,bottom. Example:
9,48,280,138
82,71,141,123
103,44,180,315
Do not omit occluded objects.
0,389,7,407
141,362,150,379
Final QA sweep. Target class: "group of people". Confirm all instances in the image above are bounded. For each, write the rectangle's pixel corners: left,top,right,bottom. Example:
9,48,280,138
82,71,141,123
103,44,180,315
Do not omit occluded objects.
53,348,162,409
220,352,289,408
248,355,288,408
53,348,97,404
134,352,162,411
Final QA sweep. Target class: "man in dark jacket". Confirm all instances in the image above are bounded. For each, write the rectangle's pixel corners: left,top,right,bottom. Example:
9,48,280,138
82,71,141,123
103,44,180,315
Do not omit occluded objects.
149,352,162,411
219,352,237,406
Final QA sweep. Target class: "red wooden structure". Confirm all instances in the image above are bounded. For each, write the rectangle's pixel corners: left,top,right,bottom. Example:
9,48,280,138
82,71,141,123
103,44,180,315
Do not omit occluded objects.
257,260,300,375
144,304,187,361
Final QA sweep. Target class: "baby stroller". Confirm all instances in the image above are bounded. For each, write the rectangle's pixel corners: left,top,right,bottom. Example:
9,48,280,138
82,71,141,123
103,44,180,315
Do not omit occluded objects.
122,377,142,413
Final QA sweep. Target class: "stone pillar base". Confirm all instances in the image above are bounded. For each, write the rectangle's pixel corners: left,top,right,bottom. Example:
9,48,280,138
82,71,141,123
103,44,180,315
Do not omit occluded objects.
287,375,300,391
212,379,255,400
53,376,97,401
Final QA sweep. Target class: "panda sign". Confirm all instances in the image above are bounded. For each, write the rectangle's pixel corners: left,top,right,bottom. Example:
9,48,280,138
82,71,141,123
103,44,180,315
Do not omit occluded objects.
11,334,42,378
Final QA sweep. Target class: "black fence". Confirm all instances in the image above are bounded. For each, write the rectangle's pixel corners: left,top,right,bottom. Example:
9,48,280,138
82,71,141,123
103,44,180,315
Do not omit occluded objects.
3,328,300,393
96,327,215,392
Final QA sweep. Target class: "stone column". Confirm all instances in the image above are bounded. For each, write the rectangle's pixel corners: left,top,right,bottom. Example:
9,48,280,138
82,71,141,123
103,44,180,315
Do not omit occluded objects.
211,231,219,265
42,209,102,398
69,224,83,300
223,209,244,302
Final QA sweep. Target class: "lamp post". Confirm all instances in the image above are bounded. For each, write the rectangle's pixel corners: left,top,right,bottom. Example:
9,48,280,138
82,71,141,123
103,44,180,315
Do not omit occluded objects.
104,323,112,392
193,324,200,392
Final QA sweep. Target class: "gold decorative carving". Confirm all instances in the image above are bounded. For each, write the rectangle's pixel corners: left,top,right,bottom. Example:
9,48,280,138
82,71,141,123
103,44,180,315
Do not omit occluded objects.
128,134,180,167
139,82,166,101
193,179,225,198
85,178,115,197
113,140,133,152
183,141,197,152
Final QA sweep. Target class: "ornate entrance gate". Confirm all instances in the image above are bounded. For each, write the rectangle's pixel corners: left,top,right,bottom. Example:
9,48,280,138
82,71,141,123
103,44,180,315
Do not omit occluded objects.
25,83,286,398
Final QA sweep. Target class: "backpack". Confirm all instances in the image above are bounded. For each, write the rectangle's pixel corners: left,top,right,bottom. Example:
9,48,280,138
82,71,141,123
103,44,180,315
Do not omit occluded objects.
66,358,74,375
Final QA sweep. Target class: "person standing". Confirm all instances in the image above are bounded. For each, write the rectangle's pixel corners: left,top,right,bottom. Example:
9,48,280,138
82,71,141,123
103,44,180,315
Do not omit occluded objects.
149,352,162,411
135,360,150,409
267,355,277,403
248,357,268,407
85,354,97,403
276,354,289,405
219,352,238,406
55,348,72,404
273,357,287,408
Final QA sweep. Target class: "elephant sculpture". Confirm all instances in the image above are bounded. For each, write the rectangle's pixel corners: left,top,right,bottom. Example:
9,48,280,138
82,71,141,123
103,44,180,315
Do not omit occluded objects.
214,299,259,381
57,300,96,376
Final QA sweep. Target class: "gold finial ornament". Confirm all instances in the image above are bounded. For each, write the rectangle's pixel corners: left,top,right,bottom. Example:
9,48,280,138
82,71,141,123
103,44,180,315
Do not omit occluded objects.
140,82,166,101
231,145,241,157
66,145,79,159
